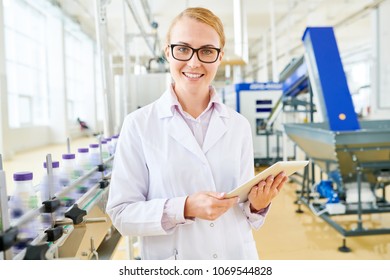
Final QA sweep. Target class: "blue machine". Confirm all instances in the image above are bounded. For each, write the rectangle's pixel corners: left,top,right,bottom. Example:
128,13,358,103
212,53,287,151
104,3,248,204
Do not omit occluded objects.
224,82,284,165
315,180,339,204
283,27,390,251
281,57,309,98
232,82,282,113
302,27,360,131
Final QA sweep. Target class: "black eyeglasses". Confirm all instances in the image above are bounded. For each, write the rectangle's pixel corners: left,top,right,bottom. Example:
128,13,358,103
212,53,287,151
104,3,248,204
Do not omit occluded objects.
169,44,221,63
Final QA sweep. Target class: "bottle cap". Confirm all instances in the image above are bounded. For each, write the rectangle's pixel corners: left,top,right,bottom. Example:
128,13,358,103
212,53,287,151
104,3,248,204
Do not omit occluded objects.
89,144,99,148
43,161,60,168
62,153,76,160
77,148,89,153
13,171,33,181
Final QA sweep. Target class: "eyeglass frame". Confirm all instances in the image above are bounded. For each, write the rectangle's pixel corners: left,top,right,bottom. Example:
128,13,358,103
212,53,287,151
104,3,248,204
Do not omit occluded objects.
168,44,221,63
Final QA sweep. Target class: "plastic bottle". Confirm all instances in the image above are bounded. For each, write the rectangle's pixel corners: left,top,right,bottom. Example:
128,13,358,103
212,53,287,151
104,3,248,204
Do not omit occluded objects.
9,171,39,256
100,140,110,160
101,139,112,175
111,135,119,155
88,143,101,186
41,161,61,201
40,161,62,229
89,144,101,167
59,153,78,210
60,153,79,185
105,137,113,156
76,147,97,192
76,147,91,172
62,152,90,199
10,172,38,214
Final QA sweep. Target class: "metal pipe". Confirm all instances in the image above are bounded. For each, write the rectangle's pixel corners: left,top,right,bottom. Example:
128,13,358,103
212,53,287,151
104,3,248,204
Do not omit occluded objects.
124,0,156,57
140,0,153,24
122,0,130,117
45,154,54,199
357,166,363,230
66,138,71,154
269,0,278,82
10,207,41,229
0,154,14,260
94,0,115,138
72,0,121,51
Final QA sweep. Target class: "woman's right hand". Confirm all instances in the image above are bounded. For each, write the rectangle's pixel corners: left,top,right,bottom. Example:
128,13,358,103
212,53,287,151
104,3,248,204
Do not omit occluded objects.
184,191,239,220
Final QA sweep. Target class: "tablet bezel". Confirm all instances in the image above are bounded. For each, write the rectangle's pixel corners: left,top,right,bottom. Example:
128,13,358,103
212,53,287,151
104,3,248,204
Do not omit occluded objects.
225,160,309,202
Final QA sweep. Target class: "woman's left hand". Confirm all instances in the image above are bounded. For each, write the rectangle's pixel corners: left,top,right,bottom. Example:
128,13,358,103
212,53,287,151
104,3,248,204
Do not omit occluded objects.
247,171,288,212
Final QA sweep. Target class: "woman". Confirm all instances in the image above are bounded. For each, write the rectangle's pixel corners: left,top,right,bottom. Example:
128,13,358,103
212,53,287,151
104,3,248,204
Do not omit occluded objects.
106,7,287,260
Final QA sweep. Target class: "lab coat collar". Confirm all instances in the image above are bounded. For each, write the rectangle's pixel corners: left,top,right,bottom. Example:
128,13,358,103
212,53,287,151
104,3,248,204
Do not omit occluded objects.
156,86,230,161
202,109,228,154
168,112,208,163
156,85,229,119
156,88,176,119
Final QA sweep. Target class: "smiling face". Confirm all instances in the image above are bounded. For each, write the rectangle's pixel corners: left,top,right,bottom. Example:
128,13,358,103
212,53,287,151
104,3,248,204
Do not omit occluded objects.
165,16,224,97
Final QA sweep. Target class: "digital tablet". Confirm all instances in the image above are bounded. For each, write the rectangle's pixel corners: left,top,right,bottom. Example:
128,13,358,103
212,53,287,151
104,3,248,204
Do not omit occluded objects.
225,160,309,202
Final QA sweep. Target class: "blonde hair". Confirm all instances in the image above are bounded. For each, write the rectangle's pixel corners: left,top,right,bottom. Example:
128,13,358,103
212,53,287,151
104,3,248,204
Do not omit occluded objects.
166,7,225,49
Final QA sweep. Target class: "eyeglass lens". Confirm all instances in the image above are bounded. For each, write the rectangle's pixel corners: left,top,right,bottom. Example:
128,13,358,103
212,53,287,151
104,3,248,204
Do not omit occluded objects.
171,45,219,63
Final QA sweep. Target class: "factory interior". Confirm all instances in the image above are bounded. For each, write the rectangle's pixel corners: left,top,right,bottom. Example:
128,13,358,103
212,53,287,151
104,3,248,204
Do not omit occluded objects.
1,0,390,261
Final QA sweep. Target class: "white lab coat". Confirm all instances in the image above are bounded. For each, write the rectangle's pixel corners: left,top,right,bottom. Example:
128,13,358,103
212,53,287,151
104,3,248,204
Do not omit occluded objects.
106,89,267,260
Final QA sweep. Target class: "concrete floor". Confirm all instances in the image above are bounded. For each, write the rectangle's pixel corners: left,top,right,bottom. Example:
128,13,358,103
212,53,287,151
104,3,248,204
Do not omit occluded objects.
3,136,390,260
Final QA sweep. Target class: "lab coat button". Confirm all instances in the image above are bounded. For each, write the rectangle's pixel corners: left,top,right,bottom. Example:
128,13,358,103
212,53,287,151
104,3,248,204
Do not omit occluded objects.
210,223,214,227
213,254,218,259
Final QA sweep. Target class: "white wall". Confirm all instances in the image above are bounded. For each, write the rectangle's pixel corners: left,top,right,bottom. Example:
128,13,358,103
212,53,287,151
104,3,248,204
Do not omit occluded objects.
0,1,99,160
47,13,67,144
367,1,390,120
7,126,50,157
0,1,10,159
128,73,171,112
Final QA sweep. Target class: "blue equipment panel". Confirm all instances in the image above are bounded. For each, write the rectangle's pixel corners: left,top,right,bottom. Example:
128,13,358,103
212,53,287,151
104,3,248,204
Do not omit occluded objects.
234,82,282,113
282,62,308,97
302,27,360,131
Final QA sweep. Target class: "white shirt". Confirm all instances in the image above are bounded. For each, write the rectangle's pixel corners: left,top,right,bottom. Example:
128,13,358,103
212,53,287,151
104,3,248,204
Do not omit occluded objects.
171,88,215,147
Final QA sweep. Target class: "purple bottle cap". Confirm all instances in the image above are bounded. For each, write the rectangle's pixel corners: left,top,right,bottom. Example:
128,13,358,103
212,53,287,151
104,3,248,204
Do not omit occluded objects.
62,153,76,160
112,134,119,139
78,148,89,153
13,171,33,181
101,140,107,144
89,144,99,148
43,161,60,168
